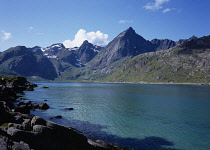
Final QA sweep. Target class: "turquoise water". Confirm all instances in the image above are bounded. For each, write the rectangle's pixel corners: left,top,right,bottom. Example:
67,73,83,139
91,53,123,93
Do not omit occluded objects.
24,82,210,150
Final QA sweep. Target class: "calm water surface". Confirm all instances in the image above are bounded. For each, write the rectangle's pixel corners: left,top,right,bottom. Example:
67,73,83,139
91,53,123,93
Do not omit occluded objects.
24,82,210,150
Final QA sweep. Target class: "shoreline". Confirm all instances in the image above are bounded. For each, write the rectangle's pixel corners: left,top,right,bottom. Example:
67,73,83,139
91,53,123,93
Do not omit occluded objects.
0,76,128,150
29,79,210,86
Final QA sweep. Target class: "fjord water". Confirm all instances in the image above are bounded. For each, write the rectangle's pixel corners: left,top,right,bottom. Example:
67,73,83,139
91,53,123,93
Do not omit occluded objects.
25,82,210,150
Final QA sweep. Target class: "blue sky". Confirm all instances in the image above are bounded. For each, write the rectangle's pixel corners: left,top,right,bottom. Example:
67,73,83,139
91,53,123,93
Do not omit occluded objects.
0,0,210,51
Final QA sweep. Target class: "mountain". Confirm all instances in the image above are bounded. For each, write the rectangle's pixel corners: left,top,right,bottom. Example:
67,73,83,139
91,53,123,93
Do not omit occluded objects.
28,46,43,55
103,35,210,84
151,39,176,51
176,35,198,45
0,46,57,80
0,27,209,83
77,40,101,64
89,27,154,69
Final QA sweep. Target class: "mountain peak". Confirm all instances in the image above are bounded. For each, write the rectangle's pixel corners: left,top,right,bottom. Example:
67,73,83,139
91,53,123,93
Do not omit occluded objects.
126,27,135,32
83,40,89,44
189,35,198,40
80,40,93,48
117,27,136,38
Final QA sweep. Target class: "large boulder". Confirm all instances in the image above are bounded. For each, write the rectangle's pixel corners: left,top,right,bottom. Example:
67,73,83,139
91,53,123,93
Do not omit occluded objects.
7,127,36,144
39,103,50,110
31,116,47,126
30,116,92,150
14,105,30,114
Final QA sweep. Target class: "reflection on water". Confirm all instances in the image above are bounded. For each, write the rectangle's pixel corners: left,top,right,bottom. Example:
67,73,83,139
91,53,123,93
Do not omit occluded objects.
25,82,210,150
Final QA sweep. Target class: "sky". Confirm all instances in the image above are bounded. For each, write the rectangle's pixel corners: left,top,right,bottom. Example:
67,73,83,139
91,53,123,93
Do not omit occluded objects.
0,0,210,51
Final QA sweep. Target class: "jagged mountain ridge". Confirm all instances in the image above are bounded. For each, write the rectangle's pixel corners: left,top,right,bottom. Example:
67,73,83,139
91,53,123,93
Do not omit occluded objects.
88,27,154,69
0,27,206,82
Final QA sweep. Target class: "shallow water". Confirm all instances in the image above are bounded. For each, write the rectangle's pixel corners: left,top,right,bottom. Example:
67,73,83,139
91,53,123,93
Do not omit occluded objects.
24,82,210,150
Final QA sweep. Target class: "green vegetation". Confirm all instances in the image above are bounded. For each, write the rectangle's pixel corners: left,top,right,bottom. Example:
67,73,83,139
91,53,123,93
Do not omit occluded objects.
103,47,210,84
0,123,9,129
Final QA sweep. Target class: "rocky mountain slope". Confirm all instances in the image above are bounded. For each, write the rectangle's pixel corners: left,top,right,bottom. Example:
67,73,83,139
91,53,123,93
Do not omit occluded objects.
103,36,210,83
0,46,57,80
0,27,208,83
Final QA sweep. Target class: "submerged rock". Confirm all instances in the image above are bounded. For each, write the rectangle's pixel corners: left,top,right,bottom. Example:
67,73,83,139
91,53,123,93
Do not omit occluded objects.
41,86,49,88
65,108,74,110
54,115,62,119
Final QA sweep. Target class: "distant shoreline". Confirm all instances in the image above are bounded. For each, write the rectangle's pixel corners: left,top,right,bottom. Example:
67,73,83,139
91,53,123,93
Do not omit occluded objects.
30,79,210,86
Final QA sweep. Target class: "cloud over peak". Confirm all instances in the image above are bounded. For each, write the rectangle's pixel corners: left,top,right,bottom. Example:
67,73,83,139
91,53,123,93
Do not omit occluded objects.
63,29,109,48
144,0,170,11
1,30,12,40
118,20,133,24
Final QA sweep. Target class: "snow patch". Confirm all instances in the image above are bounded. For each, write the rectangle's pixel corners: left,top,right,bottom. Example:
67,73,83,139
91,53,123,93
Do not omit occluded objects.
47,55,57,59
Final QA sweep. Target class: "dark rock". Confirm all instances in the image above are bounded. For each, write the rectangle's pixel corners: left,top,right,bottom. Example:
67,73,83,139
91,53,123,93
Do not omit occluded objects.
0,101,12,123
14,105,30,114
13,116,24,124
39,103,50,110
17,102,25,106
41,86,49,88
22,119,31,131
12,141,31,150
8,123,23,130
32,103,39,109
25,86,34,91
31,116,47,126
0,127,8,137
11,113,34,124
7,127,36,145
33,125,53,135
64,108,74,110
54,115,62,119
26,101,33,105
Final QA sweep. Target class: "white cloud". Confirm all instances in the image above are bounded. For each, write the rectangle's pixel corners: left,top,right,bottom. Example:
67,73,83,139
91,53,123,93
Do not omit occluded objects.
163,8,175,13
1,30,12,40
118,20,133,24
27,26,34,31
144,0,170,11
63,29,109,48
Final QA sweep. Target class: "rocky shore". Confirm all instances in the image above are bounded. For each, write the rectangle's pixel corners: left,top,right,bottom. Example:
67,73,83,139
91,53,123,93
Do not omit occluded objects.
0,76,128,150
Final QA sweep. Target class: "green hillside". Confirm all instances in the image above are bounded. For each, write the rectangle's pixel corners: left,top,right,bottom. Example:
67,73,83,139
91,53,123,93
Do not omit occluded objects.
103,36,210,84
